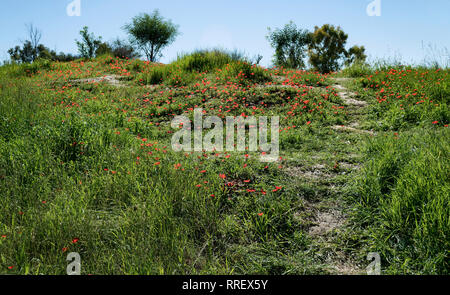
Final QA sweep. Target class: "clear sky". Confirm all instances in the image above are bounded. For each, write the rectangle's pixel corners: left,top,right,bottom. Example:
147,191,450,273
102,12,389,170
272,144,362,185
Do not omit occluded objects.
1,0,449,66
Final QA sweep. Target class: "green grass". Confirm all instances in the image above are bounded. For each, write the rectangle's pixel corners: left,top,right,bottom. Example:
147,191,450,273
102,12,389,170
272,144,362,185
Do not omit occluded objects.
0,54,448,274
352,129,449,274
345,66,449,274
134,49,271,86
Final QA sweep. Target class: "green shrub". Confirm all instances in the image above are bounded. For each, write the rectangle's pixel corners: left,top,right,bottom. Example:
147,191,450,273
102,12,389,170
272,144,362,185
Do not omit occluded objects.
135,49,267,86
1,59,52,77
175,49,235,73
218,61,271,85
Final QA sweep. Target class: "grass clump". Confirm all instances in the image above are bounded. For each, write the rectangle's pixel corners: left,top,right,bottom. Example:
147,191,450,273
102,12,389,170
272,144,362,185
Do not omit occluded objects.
341,62,373,78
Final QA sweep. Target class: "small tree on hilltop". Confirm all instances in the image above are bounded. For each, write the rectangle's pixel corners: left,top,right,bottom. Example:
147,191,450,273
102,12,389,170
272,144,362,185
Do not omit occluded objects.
95,42,112,57
267,22,310,69
76,26,102,59
123,10,179,62
110,39,140,59
308,24,349,73
345,45,367,66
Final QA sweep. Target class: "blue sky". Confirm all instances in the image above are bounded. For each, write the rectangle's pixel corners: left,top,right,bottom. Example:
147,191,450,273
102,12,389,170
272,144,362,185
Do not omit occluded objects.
1,0,449,66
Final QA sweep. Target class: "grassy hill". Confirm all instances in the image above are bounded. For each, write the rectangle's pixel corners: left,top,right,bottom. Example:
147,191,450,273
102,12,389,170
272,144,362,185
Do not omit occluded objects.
0,52,448,274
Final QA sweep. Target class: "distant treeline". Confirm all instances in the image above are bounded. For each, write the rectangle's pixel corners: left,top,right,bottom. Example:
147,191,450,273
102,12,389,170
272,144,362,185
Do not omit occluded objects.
6,10,367,73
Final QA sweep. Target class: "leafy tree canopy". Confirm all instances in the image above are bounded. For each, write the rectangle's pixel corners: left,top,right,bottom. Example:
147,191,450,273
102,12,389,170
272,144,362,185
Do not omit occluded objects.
124,10,179,62
267,21,310,69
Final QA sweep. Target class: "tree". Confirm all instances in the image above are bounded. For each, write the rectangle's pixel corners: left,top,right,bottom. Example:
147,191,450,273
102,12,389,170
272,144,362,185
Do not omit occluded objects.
345,45,367,66
308,24,349,73
7,46,21,62
25,23,42,62
76,26,102,59
95,42,112,57
93,39,140,59
266,22,310,69
8,24,44,63
123,10,179,62
8,24,78,63
8,41,48,63
109,39,140,59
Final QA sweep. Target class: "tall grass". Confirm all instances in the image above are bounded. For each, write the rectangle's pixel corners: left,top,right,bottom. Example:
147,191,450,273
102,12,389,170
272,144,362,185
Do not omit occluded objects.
0,62,315,274
1,54,448,275
353,129,449,274
348,64,449,274
341,61,373,78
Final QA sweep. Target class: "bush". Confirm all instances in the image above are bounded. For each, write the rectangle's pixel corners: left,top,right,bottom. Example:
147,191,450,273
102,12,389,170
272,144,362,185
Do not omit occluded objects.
2,59,52,77
218,61,270,85
110,39,140,59
175,49,236,73
134,49,268,86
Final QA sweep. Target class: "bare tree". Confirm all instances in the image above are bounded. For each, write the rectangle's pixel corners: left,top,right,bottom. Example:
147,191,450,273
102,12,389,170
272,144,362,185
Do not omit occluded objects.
26,23,42,61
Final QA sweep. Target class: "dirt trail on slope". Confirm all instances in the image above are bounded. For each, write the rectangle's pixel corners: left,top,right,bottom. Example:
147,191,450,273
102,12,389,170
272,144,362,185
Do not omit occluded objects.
287,77,371,274
331,79,374,136
71,75,126,87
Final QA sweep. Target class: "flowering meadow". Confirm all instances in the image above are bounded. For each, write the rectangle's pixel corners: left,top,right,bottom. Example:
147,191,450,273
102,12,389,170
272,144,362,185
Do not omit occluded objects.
0,53,448,274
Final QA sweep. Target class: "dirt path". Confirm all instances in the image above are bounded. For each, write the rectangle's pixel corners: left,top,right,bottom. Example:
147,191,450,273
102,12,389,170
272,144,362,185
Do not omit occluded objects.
331,78,374,135
71,75,126,87
286,77,371,274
